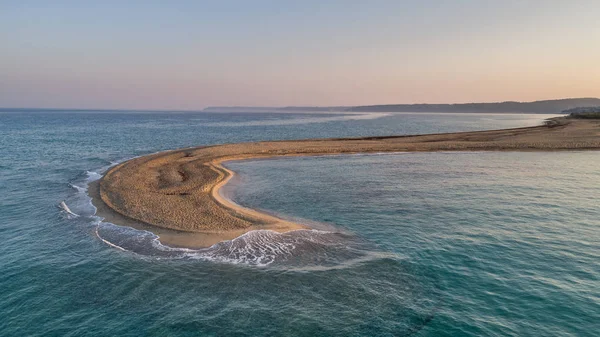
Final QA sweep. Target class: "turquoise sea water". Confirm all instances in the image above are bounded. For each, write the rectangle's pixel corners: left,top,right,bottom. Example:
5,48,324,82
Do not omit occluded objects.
1,110,598,336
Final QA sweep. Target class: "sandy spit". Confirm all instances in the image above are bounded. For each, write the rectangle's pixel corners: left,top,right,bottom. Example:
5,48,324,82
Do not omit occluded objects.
92,117,600,248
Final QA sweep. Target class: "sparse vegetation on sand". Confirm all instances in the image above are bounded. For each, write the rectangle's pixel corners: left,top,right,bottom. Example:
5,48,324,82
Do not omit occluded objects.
563,107,600,119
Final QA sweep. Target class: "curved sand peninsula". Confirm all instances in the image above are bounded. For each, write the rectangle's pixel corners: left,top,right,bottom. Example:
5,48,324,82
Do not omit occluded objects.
92,117,600,247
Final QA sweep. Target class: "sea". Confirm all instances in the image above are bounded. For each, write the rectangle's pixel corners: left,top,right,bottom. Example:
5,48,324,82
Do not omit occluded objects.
0,110,598,336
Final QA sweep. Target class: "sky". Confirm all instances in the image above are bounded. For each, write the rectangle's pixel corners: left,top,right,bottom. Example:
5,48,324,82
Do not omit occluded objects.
1,0,599,109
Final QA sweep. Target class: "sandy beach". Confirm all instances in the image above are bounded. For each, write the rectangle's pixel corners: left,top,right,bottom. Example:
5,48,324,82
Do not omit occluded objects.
92,117,600,248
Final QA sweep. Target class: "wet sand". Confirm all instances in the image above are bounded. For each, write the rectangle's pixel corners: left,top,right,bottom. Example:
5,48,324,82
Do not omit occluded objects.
92,117,600,248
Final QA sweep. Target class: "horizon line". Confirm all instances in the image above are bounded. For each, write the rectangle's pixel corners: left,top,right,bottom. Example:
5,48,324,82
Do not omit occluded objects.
1,96,598,112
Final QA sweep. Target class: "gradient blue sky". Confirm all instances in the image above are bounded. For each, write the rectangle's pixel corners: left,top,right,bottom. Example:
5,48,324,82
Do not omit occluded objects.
1,0,599,109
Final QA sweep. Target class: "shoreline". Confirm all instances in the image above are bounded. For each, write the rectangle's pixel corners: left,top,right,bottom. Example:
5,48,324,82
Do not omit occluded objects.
92,117,600,248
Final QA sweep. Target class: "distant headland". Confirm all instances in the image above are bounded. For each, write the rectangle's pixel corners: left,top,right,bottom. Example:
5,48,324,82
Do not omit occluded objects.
203,98,600,114
3,98,599,114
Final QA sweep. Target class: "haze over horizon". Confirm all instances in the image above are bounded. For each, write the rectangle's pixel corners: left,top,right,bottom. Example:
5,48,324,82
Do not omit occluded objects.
2,1,599,110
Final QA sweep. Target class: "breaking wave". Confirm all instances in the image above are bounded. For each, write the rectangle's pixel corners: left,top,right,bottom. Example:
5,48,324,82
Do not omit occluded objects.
94,222,391,268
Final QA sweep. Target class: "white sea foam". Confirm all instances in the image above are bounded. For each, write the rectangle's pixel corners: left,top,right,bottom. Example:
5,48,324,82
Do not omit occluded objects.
69,183,86,192
92,222,382,268
58,201,79,217
63,158,135,218
187,230,302,266
85,170,102,182
95,226,127,251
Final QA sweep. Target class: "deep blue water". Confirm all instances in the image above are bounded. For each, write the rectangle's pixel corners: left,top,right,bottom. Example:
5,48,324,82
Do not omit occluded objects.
1,110,597,336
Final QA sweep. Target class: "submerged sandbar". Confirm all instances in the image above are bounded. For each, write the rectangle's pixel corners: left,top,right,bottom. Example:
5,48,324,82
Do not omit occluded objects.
92,117,600,248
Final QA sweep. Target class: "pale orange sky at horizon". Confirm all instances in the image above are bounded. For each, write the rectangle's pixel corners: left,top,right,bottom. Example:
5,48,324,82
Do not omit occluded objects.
1,1,599,109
